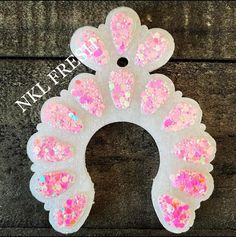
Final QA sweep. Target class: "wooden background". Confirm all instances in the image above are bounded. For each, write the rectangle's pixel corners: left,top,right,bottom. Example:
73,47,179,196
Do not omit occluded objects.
0,1,236,236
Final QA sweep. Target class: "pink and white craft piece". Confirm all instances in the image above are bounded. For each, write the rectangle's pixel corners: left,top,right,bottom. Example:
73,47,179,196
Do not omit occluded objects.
27,7,216,234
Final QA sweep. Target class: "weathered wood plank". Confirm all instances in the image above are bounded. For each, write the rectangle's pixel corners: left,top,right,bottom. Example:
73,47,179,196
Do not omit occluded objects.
1,60,235,137
0,1,235,59
0,124,235,229
0,228,235,237
0,59,235,231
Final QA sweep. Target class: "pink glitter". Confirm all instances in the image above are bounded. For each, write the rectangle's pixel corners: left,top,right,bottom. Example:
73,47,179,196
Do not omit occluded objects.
135,31,167,66
141,79,169,114
54,194,87,227
109,69,134,109
42,103,83,133
71,79,105,117
174,138,213,164
170,170,207,197
163,102,197,131
76,30,109,64
32,136,73,162
36,171,74,198
159,194,190,229
110,12,133,54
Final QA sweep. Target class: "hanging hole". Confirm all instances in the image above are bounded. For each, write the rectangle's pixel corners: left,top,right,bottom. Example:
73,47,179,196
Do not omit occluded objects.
117,57,128,67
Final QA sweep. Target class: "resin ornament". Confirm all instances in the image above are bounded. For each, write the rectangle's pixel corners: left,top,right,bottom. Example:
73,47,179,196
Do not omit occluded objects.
27,7,216,234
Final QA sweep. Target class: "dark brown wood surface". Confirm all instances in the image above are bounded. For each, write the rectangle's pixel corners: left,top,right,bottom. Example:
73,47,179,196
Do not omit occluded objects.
0,1,235,236
1,1,235,59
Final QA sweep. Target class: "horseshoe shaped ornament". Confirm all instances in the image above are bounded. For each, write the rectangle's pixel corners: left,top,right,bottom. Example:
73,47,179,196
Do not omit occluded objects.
27,7,216,234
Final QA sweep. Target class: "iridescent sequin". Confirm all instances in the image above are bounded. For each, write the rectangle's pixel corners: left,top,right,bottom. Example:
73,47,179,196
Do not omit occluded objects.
170,170,207,197
159,194,190,229
174,138,213,164
135,31,167,66
110,12,133,54
42,103,83,133
109,69,134,109
163,102,197,131
141,79,169,114
71,79,105,117
36,171,74,198
32,136,73,162
53,194,87,227
76,30,109,64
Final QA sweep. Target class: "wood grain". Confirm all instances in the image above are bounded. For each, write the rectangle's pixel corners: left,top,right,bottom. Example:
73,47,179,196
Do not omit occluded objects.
0,228,236,237
0,124,235,230
1,60,235,137
0,1,235,59
0,59,235,234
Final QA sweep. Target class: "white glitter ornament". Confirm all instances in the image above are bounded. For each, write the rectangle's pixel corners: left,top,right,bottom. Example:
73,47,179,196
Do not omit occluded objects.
27,7,216,234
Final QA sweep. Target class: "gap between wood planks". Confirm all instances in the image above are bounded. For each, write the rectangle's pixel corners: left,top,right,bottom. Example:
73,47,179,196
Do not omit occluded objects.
0,56,236,63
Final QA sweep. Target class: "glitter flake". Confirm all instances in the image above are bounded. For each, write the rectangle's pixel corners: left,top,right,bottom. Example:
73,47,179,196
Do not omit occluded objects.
163,102,197,131
109,69,134,109
135,31,167,66
42,103,83,133
159,194,190,229
71,79,105,117
36,171,74,198
174,137,213,164
141,79,169,114
76,30,109,64
170,170,207,197
32,136,73,162
53,194,87,227
110,12,133,54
